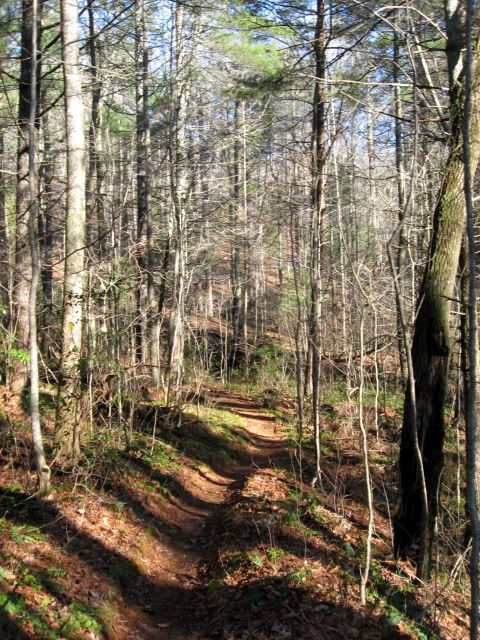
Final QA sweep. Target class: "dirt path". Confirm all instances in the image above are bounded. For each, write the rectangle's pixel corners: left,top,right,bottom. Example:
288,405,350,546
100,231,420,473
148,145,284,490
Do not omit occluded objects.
121,392,287,640
0,390,470,640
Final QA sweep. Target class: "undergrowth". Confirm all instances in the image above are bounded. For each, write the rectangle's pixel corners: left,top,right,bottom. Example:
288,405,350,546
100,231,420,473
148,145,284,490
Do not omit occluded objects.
0,380,469,640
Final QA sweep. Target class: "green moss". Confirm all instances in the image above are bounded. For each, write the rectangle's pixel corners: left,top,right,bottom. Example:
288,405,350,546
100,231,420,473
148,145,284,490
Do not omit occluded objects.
96,591,119,631
367,572,434,640
183,437,231,464
249,553,264,568
282,424,310,446
372,453,392,465
142,441,179,472
321,383,403,413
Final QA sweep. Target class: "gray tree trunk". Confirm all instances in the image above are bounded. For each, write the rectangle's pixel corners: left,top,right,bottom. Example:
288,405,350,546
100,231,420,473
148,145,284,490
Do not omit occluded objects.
167,0,188,405
11,0,38,394
27,0,50,492
55,0,87,461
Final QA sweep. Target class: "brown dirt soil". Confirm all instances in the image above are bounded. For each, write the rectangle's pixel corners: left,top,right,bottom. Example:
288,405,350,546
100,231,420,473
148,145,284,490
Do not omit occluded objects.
0,391,287,640
0,388,470,639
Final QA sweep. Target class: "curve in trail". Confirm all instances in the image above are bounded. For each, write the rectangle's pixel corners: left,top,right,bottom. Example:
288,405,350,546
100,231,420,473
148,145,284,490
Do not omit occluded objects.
120,392,287,640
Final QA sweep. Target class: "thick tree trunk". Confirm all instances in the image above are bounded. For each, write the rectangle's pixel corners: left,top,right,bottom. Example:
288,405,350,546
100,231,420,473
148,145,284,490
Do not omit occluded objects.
240,101,249,376
463,2,480,631
55,0,87,461
38,100,53,313
86,0,106,254
82,0,102,377
394,33,480,578
11,0,38,394
198,119,213,318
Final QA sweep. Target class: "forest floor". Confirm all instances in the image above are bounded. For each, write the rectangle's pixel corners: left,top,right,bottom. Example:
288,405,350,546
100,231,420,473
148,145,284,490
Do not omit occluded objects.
0,385,471,639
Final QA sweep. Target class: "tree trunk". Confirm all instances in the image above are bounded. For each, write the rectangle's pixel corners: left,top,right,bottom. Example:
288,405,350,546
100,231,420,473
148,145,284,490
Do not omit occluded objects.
0,132,9,315
167,0,188,405
55,0,87,461
230,100,242,372
86,0,106,254
309,0,327,486
134,0,158,384
38,96,54,314
394,30,480,579
26,0,50,492
393,27,407,381
462,1,480,631
11,0,38,394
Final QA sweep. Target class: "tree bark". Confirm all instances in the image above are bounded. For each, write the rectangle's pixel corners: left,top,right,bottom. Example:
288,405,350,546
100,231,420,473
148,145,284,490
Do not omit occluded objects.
27,0,50,492
462,0,480,630
230,100,242,373
167,0,188,405
309,0,327,486
134,0,158,384
55,0,87,461
393,26,407,381
394,28,480,579
0,132,9,315
11,0,38,394
38,96,54,314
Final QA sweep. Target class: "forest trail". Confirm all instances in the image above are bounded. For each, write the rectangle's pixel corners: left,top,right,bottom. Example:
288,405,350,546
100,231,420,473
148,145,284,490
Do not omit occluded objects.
120,391,289,640
0,388,469,640
3,0,478,635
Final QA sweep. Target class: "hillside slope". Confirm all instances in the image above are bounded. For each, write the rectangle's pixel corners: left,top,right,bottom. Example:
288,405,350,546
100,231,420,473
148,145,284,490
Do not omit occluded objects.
0,388,469,639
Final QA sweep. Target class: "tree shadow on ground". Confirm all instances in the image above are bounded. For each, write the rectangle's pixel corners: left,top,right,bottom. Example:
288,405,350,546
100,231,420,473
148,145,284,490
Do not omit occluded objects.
0,600,32,640
0,487,190,638
192,574,427,640
0,487,432,640
0,394,447,640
